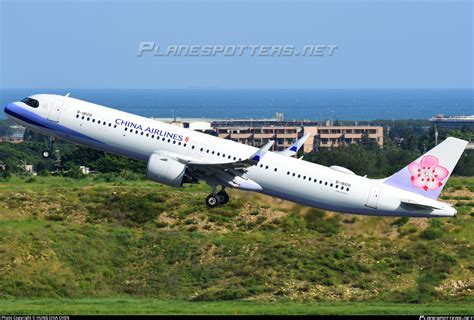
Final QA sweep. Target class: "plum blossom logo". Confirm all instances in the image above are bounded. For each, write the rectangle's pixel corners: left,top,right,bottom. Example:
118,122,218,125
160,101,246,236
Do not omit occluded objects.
408,155,449,191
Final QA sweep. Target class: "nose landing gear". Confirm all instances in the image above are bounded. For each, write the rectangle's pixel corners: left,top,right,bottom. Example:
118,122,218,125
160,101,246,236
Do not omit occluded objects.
42,137,57,159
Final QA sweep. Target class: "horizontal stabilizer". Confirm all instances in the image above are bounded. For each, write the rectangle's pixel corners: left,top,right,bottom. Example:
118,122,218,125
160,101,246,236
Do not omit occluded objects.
400,199,443,211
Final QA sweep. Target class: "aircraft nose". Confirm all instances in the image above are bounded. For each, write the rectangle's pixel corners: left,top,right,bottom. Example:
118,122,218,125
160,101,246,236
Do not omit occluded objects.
4,102,17,116
3,102,24,120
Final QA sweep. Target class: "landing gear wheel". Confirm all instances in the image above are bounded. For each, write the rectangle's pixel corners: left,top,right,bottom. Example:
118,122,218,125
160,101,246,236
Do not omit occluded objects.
217,190,230,205
42,150,50,158
206,194,220,208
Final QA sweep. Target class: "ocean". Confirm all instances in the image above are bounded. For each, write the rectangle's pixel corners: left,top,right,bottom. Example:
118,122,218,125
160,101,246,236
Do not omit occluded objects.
0,89,472,121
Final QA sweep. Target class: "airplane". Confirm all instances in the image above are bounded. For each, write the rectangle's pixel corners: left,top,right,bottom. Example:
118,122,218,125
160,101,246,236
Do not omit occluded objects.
4,94,468,218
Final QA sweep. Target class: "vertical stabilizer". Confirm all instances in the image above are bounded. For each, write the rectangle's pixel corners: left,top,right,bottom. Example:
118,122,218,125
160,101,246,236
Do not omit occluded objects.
384,137,468,199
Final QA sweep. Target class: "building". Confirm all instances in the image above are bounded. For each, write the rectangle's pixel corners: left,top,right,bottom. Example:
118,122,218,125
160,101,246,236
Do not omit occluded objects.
24,164,35,174
0,125,26,143
429,115,474,130
79,166,91,175
308,126,384,150
215,125,305,151
158,115,383,153
215,125,383,152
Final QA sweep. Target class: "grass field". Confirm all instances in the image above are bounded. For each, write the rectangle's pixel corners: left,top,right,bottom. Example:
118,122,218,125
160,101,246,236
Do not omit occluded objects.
0,175,472,315
1,299,473,315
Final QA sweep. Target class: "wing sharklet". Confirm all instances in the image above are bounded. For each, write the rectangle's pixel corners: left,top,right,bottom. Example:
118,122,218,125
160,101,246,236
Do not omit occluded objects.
249,140,274,163
277,133,310,157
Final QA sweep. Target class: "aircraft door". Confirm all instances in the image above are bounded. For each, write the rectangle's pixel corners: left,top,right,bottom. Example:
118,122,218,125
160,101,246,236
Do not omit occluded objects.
47,100,64,122
365,184,381,209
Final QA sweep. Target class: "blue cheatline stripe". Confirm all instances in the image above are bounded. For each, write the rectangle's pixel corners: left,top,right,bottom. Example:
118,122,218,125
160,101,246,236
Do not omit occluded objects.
290,146,297,152
4,102,105,145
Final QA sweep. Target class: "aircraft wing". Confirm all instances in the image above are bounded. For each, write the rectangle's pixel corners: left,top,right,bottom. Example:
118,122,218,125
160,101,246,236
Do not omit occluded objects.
276,133,310,157
184,140,274,170
150,141,274,190
177,141,274,190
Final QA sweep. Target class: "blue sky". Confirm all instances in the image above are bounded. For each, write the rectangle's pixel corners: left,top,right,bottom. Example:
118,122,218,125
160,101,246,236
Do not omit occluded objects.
0,0,472,89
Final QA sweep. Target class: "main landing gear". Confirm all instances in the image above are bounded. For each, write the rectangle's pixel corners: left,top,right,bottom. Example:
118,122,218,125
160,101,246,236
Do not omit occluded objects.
205,189,230,208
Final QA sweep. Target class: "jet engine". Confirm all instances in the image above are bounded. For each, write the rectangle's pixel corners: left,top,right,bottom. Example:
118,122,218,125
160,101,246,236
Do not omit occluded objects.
146,153,190,187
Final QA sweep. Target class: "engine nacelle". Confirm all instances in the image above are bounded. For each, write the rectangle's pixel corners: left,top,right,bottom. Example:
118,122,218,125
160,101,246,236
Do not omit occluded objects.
146,154,186,187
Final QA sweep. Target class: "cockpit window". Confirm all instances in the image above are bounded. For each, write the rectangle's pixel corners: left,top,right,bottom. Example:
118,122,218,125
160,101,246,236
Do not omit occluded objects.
21,98,39,108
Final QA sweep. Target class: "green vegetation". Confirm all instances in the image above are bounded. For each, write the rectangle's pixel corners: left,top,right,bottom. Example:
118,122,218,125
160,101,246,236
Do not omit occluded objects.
0,299,472,315
0,119,472,314
0,176,472,311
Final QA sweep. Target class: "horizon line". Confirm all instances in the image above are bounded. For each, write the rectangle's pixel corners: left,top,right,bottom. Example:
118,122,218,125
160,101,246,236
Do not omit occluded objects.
1,87,473,91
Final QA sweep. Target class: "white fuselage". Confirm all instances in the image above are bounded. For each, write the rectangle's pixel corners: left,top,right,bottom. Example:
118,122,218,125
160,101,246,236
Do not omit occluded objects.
4,94,457,217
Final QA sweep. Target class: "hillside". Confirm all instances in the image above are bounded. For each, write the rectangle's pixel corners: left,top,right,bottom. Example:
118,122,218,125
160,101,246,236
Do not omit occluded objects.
0,175,472,305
